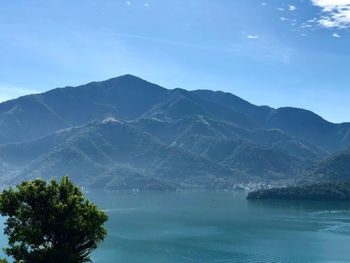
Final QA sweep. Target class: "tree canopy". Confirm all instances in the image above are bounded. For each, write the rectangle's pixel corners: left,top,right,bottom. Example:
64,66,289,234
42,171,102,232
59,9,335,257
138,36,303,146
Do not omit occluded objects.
0,176,108,263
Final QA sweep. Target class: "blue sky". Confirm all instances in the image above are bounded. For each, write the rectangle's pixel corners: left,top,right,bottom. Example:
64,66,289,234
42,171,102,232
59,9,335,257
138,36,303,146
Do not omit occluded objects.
0,0,349,123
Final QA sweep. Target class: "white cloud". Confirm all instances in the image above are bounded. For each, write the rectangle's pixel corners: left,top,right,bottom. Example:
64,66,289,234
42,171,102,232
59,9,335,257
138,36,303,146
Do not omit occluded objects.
319,18,337,27
288,5,297,11
278,7,285,11
332,32,341,37
144,3,149,7
280,17,287,21
311,0,350,28
247,35,259,39
126,1,131,5
261,2,267,6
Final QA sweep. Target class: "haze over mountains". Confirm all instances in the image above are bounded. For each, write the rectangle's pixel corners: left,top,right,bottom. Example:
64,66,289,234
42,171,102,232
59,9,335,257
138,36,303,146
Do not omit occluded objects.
0,75,349,189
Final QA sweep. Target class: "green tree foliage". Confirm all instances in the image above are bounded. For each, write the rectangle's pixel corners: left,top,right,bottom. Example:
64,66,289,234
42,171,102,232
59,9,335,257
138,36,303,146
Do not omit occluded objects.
0,176,108,263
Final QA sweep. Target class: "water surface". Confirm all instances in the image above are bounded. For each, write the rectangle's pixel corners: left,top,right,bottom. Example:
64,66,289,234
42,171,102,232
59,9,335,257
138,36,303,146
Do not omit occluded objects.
2,190,350,262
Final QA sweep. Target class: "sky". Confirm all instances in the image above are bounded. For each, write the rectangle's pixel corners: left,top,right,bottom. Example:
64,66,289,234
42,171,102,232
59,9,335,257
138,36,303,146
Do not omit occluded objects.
0,0,349,123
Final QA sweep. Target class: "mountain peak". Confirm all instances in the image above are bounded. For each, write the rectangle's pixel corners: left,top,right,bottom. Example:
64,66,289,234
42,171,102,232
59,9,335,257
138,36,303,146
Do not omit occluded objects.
108,74,143,81
0,75,349,152
100,74,161,87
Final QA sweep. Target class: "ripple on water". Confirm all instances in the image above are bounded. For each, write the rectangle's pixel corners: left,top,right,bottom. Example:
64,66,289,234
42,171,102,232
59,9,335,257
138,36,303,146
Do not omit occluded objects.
310,210,350,216
321,222,350,236
102,208,135,213
171,250,305,263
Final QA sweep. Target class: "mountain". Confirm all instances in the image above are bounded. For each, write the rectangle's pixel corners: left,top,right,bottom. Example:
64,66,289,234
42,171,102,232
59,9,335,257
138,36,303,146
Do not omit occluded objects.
194,89,350,152
193,89,272,126
0,75,168,144
264,107,350,152
0,117,247,189
302,148,350,183
132,115,323,180
221,142,306,180
142,88,258,129
1,74,349,152
0,74,349,189
0,115,322,189
132,115,326,161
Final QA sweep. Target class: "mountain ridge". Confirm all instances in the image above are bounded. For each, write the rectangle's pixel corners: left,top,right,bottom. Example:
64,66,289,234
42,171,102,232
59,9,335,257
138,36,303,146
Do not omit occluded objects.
1,74,349,150
0,74,349,189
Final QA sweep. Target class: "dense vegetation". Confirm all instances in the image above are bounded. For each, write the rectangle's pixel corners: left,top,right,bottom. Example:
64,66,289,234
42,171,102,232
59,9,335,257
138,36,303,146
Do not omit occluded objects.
247,182,350,201
0,176,108,263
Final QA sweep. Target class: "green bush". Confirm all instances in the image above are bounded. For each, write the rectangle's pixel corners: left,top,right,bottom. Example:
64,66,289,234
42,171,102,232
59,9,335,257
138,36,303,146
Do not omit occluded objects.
0,176,108,263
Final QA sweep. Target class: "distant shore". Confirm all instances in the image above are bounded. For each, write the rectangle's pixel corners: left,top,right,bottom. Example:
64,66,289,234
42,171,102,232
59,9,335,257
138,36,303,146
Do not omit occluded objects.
247,182,350,201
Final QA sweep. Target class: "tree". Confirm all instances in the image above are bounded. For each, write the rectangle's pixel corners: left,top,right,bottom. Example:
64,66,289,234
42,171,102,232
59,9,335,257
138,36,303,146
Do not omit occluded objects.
0,176,108,263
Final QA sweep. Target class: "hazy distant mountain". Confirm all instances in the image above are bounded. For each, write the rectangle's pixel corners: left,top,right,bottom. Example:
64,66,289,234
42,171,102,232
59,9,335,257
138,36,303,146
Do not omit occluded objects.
1,117,246,189
132,115,324,180
133,115,326,161
0,116,322,189
0,74,349,189
264,107,350,152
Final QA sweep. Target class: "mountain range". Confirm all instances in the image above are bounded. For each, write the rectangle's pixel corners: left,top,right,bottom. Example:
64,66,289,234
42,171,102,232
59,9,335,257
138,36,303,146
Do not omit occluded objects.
0,74,349,189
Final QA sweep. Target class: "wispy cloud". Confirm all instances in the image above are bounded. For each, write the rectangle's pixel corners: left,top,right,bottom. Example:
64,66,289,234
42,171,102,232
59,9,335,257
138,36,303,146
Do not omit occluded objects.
247,35,259,39
311,0,350,28
111,33,293,64
332,32,341,37
279,16,297,26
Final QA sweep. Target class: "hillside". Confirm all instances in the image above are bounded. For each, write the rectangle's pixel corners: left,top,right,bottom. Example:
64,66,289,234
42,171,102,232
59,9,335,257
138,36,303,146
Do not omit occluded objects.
195,90,350,152
0,75,168,144
302,148,350,183
0,115,322,189
0,75,349,152
1,117,245,189
0,75,349,189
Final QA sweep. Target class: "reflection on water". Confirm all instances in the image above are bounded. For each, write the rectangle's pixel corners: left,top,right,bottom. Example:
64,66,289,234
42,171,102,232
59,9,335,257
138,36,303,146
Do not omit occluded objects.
2,190,350,262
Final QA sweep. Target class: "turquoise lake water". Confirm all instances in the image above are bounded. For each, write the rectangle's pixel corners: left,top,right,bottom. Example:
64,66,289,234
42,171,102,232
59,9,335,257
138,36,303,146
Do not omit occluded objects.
2,190,350,262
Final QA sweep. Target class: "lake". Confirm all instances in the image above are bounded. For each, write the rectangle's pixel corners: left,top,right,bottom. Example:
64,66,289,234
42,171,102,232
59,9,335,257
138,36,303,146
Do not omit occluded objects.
2,190,350,262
